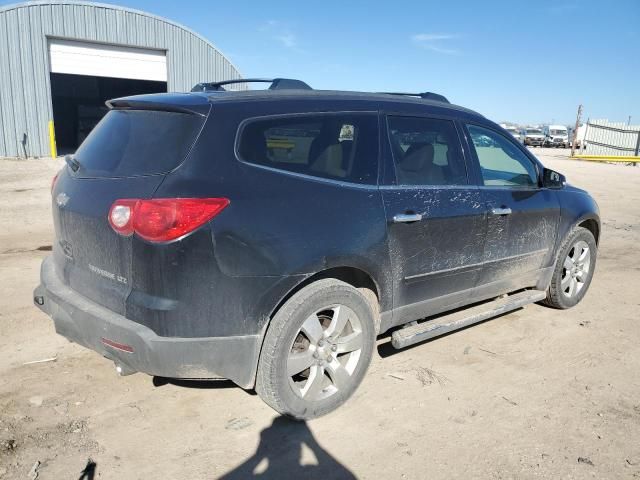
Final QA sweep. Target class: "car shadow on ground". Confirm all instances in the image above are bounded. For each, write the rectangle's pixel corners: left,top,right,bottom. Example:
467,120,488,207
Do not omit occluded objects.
152,377,258,396
218,416,356,479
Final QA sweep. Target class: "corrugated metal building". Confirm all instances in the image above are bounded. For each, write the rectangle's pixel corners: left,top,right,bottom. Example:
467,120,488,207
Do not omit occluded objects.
0,1,242,158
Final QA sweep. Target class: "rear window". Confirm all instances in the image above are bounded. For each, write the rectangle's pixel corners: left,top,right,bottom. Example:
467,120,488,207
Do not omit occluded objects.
237,113,379,184
74,110,204,177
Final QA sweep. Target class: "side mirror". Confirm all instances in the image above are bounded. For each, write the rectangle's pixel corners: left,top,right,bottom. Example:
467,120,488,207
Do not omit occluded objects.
542,168,565,189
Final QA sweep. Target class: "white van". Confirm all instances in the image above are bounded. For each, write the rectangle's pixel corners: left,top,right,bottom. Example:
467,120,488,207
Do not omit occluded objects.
543,125,569,148
504,125,523,142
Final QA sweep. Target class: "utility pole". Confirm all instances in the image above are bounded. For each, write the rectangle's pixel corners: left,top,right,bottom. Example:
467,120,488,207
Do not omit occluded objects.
571,104,583,157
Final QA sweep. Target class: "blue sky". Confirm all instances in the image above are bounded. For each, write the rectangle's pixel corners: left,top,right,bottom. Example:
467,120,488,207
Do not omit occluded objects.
5,0,639,125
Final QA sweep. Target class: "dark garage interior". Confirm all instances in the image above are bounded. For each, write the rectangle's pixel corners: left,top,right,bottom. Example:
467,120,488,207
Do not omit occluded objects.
50,72,167,154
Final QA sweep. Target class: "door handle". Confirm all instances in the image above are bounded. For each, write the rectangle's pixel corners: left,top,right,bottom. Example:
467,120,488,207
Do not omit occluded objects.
490,207,512,216
393,213,423,223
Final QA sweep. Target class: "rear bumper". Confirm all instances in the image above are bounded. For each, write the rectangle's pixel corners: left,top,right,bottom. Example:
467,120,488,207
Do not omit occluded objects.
33,256,260,388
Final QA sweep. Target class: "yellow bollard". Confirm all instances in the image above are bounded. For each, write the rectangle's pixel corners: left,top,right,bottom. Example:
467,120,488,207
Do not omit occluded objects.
572,155,640,163
48,120,57,158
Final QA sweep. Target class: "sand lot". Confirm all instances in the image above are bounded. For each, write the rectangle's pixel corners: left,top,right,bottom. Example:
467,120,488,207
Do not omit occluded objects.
0,149,639,479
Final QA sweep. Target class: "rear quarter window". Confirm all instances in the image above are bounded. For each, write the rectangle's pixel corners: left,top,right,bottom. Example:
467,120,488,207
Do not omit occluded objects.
74,109,204,178
237,113,379,184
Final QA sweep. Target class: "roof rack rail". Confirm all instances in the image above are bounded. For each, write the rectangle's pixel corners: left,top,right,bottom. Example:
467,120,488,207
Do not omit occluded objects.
379,92,450,103
191,78,312,92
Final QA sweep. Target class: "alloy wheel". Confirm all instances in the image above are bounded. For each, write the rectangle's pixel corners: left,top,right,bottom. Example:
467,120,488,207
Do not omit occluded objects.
561,240,591,298
287,305,363,401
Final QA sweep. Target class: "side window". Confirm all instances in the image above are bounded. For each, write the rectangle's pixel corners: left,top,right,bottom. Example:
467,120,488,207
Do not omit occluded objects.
467,124,538,187
237,113,378,184
387,116,467,186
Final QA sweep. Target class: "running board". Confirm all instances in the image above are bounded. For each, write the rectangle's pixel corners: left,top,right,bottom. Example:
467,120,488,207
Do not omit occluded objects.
391,290,547,349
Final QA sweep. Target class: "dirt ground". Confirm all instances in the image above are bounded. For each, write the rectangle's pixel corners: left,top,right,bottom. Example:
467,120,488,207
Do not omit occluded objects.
0,148,639,479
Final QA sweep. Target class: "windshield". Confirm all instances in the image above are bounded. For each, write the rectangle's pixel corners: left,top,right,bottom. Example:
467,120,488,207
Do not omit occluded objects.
527,129,543,135
550,129,567,135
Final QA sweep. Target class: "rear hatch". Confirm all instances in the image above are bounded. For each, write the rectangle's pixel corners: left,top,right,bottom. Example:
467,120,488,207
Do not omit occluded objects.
51,97,209,315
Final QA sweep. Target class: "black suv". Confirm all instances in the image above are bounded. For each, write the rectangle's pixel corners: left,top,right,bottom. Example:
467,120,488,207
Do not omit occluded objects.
35,78,600,419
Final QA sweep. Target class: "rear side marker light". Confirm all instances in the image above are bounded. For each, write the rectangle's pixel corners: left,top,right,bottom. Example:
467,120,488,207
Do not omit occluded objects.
108,197,230,243
101,337,134,353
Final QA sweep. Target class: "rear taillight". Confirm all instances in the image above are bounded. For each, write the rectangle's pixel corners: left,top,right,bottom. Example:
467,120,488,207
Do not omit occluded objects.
108,198,229,242
51,172,59,193
108,199,137,237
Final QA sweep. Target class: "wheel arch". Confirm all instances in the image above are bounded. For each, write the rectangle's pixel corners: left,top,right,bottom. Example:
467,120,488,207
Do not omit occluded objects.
248,265,383,389
269,265,382,327
578,218,600,245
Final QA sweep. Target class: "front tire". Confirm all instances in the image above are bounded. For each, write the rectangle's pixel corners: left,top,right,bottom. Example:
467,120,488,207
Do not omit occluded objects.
256,279,376,419
543,226,597,309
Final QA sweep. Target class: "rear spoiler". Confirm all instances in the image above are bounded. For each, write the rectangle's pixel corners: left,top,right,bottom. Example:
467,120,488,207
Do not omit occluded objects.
106,93,210,116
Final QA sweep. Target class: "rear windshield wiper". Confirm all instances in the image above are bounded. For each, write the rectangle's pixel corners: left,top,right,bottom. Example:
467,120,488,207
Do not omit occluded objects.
65,154,81,172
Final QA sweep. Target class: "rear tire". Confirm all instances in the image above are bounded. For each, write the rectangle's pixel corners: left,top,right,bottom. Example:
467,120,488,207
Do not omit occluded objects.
543,226,597,309
256,279,376,419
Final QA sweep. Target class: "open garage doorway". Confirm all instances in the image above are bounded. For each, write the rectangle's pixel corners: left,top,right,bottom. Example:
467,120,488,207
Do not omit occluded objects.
48,39,167,154
50,73,166,153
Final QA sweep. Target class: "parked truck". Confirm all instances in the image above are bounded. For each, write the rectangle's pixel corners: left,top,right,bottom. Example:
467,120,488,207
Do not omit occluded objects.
523,127,545,147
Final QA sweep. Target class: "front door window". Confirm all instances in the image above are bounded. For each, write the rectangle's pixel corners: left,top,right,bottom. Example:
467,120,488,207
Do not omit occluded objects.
467,124,538,187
